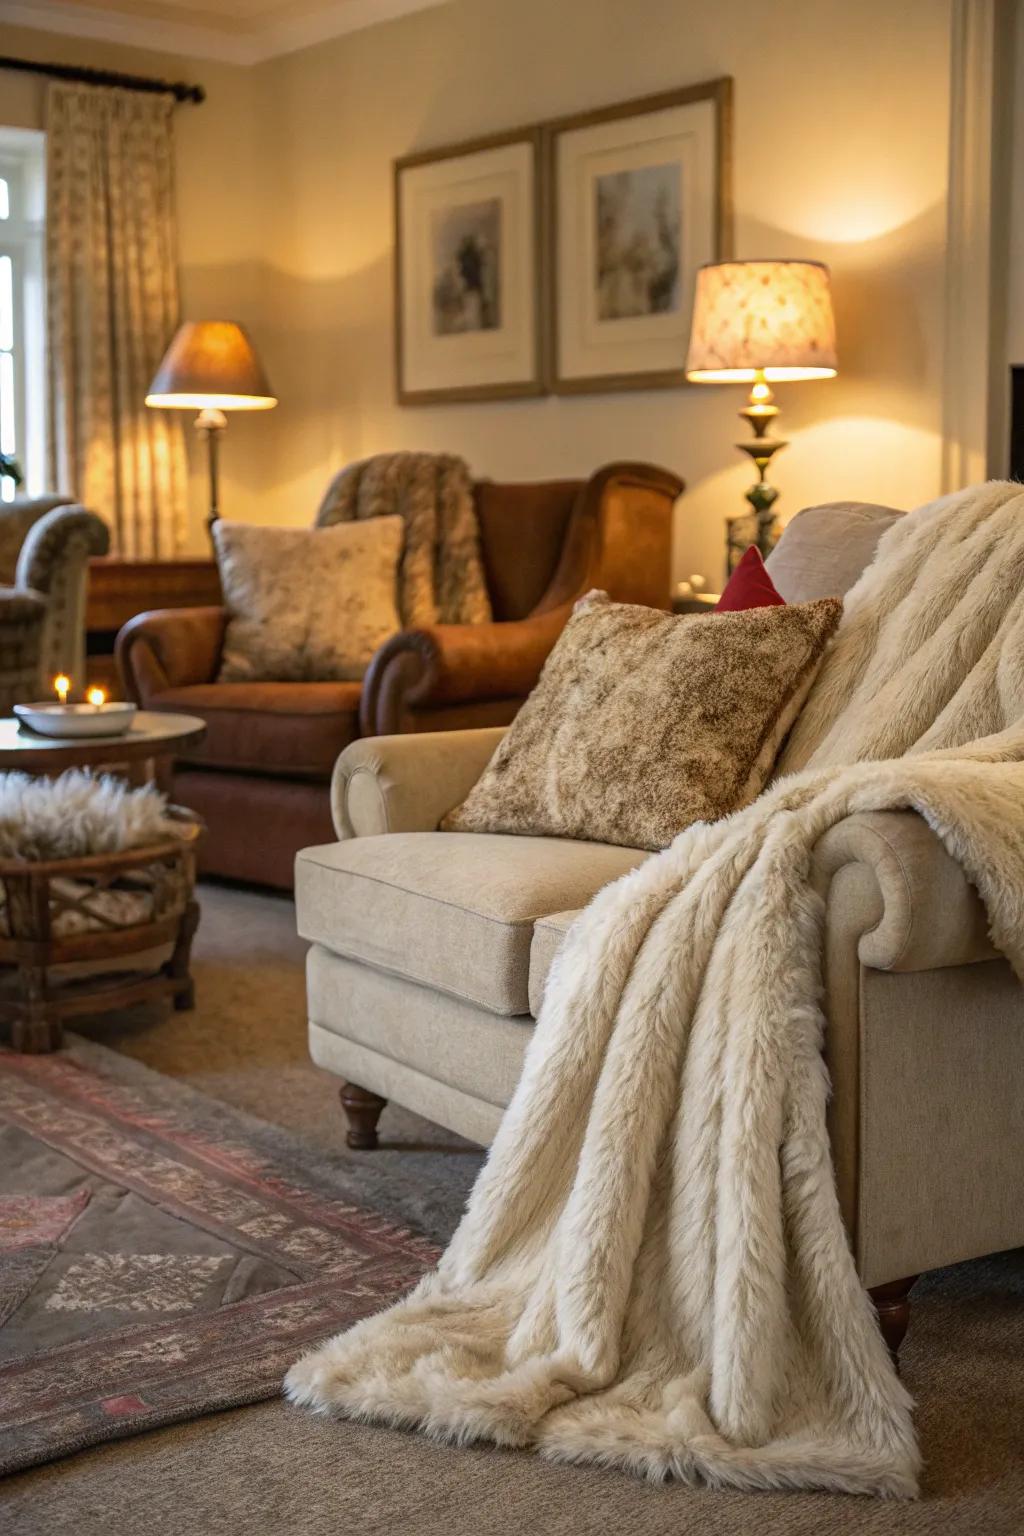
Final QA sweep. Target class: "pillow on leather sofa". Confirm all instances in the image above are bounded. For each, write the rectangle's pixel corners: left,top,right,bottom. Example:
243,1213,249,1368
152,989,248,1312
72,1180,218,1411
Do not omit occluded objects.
214,517,402,683
442,588,842,851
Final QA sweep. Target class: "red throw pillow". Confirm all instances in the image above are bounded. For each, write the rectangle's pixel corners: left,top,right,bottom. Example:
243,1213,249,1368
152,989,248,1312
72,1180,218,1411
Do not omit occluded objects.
715,545,786,612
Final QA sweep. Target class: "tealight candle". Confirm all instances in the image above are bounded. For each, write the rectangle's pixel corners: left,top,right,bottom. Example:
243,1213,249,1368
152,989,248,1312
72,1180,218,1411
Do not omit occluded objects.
53,674,71,706
86,686,106,708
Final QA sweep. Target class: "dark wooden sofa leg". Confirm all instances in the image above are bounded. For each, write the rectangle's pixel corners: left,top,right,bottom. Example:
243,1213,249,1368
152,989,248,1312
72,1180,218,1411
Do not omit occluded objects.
340,1082,387,1150
869,1275,918,1367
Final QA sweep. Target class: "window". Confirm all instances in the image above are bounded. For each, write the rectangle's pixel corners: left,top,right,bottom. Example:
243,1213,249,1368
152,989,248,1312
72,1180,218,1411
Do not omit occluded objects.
0,129,46,502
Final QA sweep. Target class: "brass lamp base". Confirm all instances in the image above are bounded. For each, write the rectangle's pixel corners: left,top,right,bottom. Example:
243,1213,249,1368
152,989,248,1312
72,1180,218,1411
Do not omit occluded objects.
725,370,787,577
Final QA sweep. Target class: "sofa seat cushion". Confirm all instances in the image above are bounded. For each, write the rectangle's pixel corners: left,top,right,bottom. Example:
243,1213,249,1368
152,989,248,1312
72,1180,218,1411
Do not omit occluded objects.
528,909,580,1015
151,681,361,778
295,832,646,1015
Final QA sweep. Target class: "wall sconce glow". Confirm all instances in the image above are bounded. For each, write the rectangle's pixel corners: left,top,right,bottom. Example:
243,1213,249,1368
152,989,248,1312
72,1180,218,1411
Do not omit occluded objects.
784,192,940,248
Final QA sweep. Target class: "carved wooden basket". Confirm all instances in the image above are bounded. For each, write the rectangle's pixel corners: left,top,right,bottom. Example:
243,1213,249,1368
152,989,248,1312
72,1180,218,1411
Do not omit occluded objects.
0,807,203,1053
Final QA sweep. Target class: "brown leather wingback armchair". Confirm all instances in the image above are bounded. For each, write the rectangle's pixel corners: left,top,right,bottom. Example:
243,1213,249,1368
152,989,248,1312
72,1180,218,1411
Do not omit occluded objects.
117,461,682,888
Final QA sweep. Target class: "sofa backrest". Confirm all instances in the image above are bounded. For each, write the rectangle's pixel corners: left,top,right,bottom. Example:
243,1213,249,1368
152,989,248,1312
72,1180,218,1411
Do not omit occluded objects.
765,501,905,604
0,495,74,586
474,479,583,621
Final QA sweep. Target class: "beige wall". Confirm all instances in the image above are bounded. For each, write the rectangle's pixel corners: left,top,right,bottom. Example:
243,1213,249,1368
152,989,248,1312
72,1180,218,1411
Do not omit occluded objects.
258,0,953,585
1,0,953,580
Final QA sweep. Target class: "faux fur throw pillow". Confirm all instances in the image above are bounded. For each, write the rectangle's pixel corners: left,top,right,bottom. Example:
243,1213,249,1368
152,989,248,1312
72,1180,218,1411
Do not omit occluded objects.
0,771,172,861
214,517,402,683
442,590,843,850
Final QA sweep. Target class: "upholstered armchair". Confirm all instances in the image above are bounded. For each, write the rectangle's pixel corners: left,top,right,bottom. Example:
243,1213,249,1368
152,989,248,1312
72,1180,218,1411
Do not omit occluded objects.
117,461,683,888
296,501,1024,1361
0,497,110,713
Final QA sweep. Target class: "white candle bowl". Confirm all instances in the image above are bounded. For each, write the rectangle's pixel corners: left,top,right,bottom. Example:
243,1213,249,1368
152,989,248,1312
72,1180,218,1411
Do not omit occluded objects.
13,701,138,739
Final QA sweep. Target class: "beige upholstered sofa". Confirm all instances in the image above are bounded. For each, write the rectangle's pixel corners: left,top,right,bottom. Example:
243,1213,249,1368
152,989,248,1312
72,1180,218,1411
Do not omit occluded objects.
294,502,1024,1353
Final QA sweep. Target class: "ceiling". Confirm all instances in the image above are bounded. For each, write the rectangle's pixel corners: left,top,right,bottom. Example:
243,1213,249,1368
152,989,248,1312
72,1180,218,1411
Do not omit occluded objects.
0,0,449,64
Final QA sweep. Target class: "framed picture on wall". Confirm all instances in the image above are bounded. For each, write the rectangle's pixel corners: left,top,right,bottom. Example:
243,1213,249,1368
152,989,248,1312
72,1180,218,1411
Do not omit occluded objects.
394,127,545,404
547,79,733,394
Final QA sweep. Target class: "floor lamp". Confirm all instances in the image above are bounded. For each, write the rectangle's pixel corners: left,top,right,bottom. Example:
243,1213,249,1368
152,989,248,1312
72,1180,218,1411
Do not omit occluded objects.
146,321,278,538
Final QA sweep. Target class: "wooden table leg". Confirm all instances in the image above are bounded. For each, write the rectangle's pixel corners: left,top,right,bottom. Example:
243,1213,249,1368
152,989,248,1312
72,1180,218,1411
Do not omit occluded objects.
166,898,200,1011
5,871,61,1052
11,961,61,1052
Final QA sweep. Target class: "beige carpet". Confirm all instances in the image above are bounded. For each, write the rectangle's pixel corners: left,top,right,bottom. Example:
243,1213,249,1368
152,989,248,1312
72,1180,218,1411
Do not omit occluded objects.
2,880,1022,1534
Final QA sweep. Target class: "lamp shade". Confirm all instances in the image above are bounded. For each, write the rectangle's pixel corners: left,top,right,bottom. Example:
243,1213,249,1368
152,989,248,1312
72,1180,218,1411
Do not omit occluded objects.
686,260,837,383
145,321,277,410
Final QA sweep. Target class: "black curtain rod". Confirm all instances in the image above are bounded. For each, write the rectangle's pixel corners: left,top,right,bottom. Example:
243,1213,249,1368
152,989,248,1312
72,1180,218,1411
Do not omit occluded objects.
0,55,205,104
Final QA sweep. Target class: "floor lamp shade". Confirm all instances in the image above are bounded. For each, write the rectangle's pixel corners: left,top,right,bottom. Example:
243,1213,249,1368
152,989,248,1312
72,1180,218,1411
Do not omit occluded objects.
145,321,277,410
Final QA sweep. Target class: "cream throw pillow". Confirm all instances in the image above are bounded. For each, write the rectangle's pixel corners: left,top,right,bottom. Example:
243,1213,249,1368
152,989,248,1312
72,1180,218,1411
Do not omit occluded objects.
442,590,843,850
214,517,402,683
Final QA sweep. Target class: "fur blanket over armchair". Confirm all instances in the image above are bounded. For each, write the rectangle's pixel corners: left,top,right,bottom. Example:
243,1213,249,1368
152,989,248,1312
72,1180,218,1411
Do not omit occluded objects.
316,452,492,629
287,483,1024,1498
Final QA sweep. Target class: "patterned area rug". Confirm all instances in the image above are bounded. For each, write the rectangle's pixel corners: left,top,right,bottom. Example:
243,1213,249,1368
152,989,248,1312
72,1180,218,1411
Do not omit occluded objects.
0,1046,439,1475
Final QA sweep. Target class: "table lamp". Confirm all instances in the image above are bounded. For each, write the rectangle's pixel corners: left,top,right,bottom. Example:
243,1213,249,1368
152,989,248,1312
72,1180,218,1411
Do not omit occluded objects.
686,259,837,570
145,321,277,534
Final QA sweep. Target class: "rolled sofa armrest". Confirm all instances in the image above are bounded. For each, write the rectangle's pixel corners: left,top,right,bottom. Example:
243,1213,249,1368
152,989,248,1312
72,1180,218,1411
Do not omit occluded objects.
0,585,47,625
812,809,997,972
17,506,110,683
117,607,228,702
16,504,110,595
0,586,47,709
332,727,507,839
359,607,568,737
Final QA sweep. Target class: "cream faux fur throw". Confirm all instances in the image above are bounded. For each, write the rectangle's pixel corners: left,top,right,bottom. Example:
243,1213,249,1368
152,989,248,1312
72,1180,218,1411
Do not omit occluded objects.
287,483,1024,1498
316,451,492,628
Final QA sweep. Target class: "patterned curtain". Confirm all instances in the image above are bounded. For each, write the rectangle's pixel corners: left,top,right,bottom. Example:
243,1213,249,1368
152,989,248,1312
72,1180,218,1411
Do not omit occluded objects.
45,83,187,558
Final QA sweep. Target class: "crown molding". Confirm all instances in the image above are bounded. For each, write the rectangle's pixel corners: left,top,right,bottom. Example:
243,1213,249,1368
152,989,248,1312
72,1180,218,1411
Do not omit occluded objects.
0,0,448,66
256,0,447,60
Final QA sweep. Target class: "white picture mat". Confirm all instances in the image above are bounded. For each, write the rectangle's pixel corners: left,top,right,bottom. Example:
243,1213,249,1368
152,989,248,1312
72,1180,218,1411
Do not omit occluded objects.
556,99,716,381
399,141,536,393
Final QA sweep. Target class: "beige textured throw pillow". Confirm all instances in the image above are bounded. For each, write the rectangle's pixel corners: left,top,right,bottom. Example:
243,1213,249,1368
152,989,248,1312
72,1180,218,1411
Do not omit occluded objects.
442,590,843,850
214,517,403,683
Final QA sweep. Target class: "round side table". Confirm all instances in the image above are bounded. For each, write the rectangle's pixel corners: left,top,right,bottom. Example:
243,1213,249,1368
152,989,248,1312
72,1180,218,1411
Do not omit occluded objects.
0,710,206,783
0,710,208,1051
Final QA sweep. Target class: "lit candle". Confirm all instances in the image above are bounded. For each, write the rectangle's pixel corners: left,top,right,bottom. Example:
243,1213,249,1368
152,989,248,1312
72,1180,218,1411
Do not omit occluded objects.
53,674,71,706
86,686,106,709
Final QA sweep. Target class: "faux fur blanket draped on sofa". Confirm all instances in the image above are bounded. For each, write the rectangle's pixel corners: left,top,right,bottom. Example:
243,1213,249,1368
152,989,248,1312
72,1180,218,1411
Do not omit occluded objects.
287,483,1024,1498
316,451,492,628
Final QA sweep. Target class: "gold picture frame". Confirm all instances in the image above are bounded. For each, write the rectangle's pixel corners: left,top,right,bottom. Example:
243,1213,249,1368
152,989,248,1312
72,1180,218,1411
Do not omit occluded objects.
545,78,733,395
394,126,547,405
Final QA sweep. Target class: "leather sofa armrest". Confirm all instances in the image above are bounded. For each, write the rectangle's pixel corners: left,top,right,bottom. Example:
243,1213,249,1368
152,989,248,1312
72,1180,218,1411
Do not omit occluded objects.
359,608,567,737
331,727,507,838
812,809,996,971
116,607,227,703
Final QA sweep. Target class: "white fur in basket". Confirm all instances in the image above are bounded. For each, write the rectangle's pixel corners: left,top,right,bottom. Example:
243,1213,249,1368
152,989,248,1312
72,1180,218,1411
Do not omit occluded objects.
0,771,172,862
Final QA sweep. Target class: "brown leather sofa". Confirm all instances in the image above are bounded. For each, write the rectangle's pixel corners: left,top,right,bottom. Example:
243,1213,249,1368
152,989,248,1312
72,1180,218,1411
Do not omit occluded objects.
117,462,683,888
